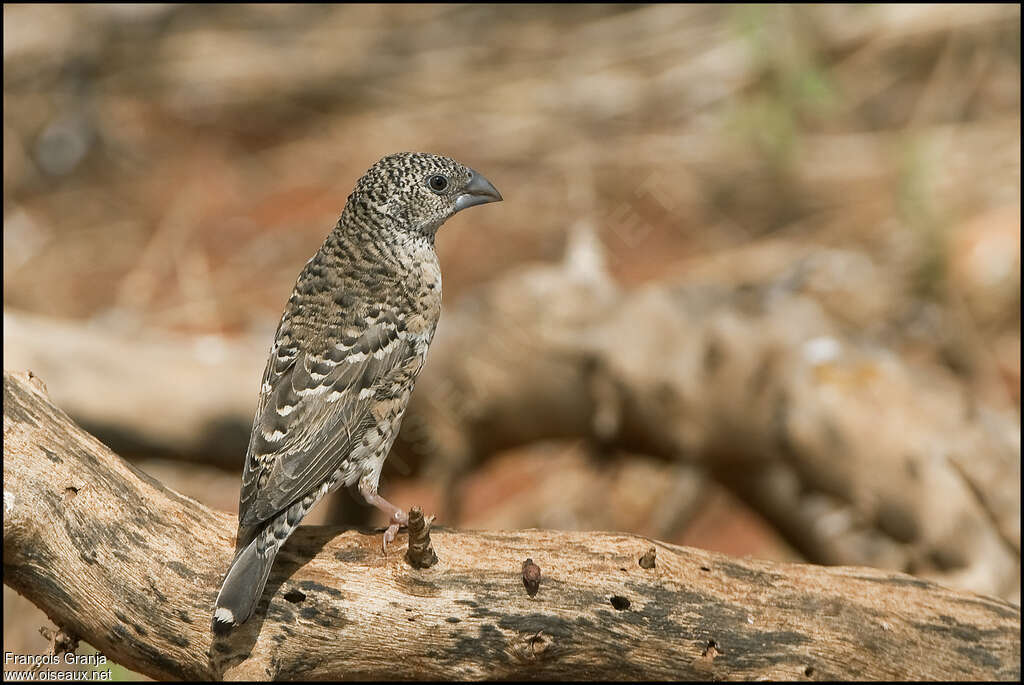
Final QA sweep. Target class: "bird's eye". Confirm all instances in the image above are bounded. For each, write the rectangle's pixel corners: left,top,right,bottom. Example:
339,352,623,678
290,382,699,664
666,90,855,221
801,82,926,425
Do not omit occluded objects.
428,175,449,193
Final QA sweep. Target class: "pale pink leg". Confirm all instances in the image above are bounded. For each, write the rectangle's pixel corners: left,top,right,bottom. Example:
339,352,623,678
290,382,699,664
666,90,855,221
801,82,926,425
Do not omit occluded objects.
359,480,408,551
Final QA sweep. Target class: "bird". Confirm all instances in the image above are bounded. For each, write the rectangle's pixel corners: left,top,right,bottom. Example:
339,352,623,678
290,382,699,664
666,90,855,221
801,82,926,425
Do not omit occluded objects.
213,152,502,629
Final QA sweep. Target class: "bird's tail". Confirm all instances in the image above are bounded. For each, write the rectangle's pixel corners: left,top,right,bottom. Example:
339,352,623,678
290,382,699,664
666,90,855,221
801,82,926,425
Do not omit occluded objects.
213,531,277,630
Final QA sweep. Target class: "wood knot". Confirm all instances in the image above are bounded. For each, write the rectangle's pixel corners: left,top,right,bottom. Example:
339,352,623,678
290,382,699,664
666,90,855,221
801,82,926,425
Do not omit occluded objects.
639,546,656,569
522,558,541,597
527,631,550,658
513,630,553,662
404,505,438,569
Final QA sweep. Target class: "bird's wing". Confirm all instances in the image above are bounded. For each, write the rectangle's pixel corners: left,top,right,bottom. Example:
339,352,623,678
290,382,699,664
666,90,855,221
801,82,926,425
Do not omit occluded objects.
237,312,419,527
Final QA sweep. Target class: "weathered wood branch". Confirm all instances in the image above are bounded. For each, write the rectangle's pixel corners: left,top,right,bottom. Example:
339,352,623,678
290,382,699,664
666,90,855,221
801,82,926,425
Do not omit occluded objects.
5,234,1019,601
3,371,1020,681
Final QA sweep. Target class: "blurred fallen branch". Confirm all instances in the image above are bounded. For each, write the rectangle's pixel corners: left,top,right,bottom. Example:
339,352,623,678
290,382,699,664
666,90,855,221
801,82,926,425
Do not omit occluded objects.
2,308,262,464
3,231,1019,602
415,229,1020,601
3,370,1019,681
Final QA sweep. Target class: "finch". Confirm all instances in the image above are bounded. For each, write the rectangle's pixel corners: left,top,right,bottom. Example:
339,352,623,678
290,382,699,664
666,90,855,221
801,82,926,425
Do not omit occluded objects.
214,152,502,628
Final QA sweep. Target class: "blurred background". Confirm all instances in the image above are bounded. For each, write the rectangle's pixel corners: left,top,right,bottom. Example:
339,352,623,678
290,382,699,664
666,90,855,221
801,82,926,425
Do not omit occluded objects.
3,4,1020,678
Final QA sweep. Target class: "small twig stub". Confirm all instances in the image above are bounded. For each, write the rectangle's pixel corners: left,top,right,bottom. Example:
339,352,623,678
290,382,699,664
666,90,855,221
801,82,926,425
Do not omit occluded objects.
404,505,438,569
522,558,541,597
34,626,79,673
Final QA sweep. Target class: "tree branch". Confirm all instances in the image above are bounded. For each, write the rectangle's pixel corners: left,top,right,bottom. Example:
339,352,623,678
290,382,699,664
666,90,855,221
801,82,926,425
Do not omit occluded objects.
3,371,1019,681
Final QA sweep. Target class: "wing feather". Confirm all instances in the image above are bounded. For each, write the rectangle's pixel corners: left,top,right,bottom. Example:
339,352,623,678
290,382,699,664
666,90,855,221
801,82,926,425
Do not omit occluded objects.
237,313,420,527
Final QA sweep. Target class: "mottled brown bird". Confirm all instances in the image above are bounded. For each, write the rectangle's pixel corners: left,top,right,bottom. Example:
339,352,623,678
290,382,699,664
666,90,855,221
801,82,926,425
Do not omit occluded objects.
214,152,501,628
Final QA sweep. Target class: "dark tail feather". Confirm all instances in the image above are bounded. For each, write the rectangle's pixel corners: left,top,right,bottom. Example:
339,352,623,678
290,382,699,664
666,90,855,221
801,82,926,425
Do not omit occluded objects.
213,535,277,629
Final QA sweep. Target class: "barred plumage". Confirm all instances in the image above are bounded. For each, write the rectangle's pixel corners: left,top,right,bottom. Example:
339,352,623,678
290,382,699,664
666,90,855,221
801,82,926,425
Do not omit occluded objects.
214,152,501,629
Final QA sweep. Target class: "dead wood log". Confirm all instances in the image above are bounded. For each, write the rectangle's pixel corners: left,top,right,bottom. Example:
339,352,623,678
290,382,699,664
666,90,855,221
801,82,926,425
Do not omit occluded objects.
3,371,1020,681
1,309,261,462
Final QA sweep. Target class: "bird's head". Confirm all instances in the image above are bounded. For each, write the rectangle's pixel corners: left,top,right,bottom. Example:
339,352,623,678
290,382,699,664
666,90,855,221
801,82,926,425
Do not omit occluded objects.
348,152,502,240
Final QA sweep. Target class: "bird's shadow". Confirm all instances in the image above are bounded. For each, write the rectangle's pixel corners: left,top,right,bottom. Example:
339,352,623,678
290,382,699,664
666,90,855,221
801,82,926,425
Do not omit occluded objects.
208,523,393,677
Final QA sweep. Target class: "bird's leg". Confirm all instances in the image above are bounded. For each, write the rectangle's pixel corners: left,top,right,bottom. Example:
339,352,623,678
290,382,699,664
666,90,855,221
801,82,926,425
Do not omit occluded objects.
358,478,408,550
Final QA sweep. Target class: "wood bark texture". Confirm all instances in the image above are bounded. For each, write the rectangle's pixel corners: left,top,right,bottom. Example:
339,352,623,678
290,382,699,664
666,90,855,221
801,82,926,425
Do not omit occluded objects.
3,371,1020,681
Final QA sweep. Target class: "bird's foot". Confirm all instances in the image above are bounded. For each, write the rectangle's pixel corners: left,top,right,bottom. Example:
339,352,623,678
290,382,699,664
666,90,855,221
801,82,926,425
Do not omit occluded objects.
360,488,408,552
383,522,400,550
381,509,409,552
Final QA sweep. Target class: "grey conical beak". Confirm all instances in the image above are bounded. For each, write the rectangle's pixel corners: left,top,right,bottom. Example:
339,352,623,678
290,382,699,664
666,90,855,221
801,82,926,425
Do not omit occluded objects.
454,170,502,213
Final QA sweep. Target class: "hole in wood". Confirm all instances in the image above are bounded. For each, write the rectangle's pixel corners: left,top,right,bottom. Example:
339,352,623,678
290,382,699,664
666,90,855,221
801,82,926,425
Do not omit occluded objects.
610,595,630,610
702,639,723,658
283,589,306,604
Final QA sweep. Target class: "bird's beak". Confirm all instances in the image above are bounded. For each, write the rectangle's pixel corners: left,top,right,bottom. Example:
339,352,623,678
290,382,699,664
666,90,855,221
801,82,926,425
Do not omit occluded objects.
453,170,502,213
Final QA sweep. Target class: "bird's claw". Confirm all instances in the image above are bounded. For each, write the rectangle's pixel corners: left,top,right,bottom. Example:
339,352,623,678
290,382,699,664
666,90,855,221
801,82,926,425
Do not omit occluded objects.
382,523,400,551
381,510,407,553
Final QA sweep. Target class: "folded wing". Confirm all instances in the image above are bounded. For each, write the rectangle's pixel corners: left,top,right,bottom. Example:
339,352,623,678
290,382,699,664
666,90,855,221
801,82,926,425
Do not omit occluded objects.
238,313,417,527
